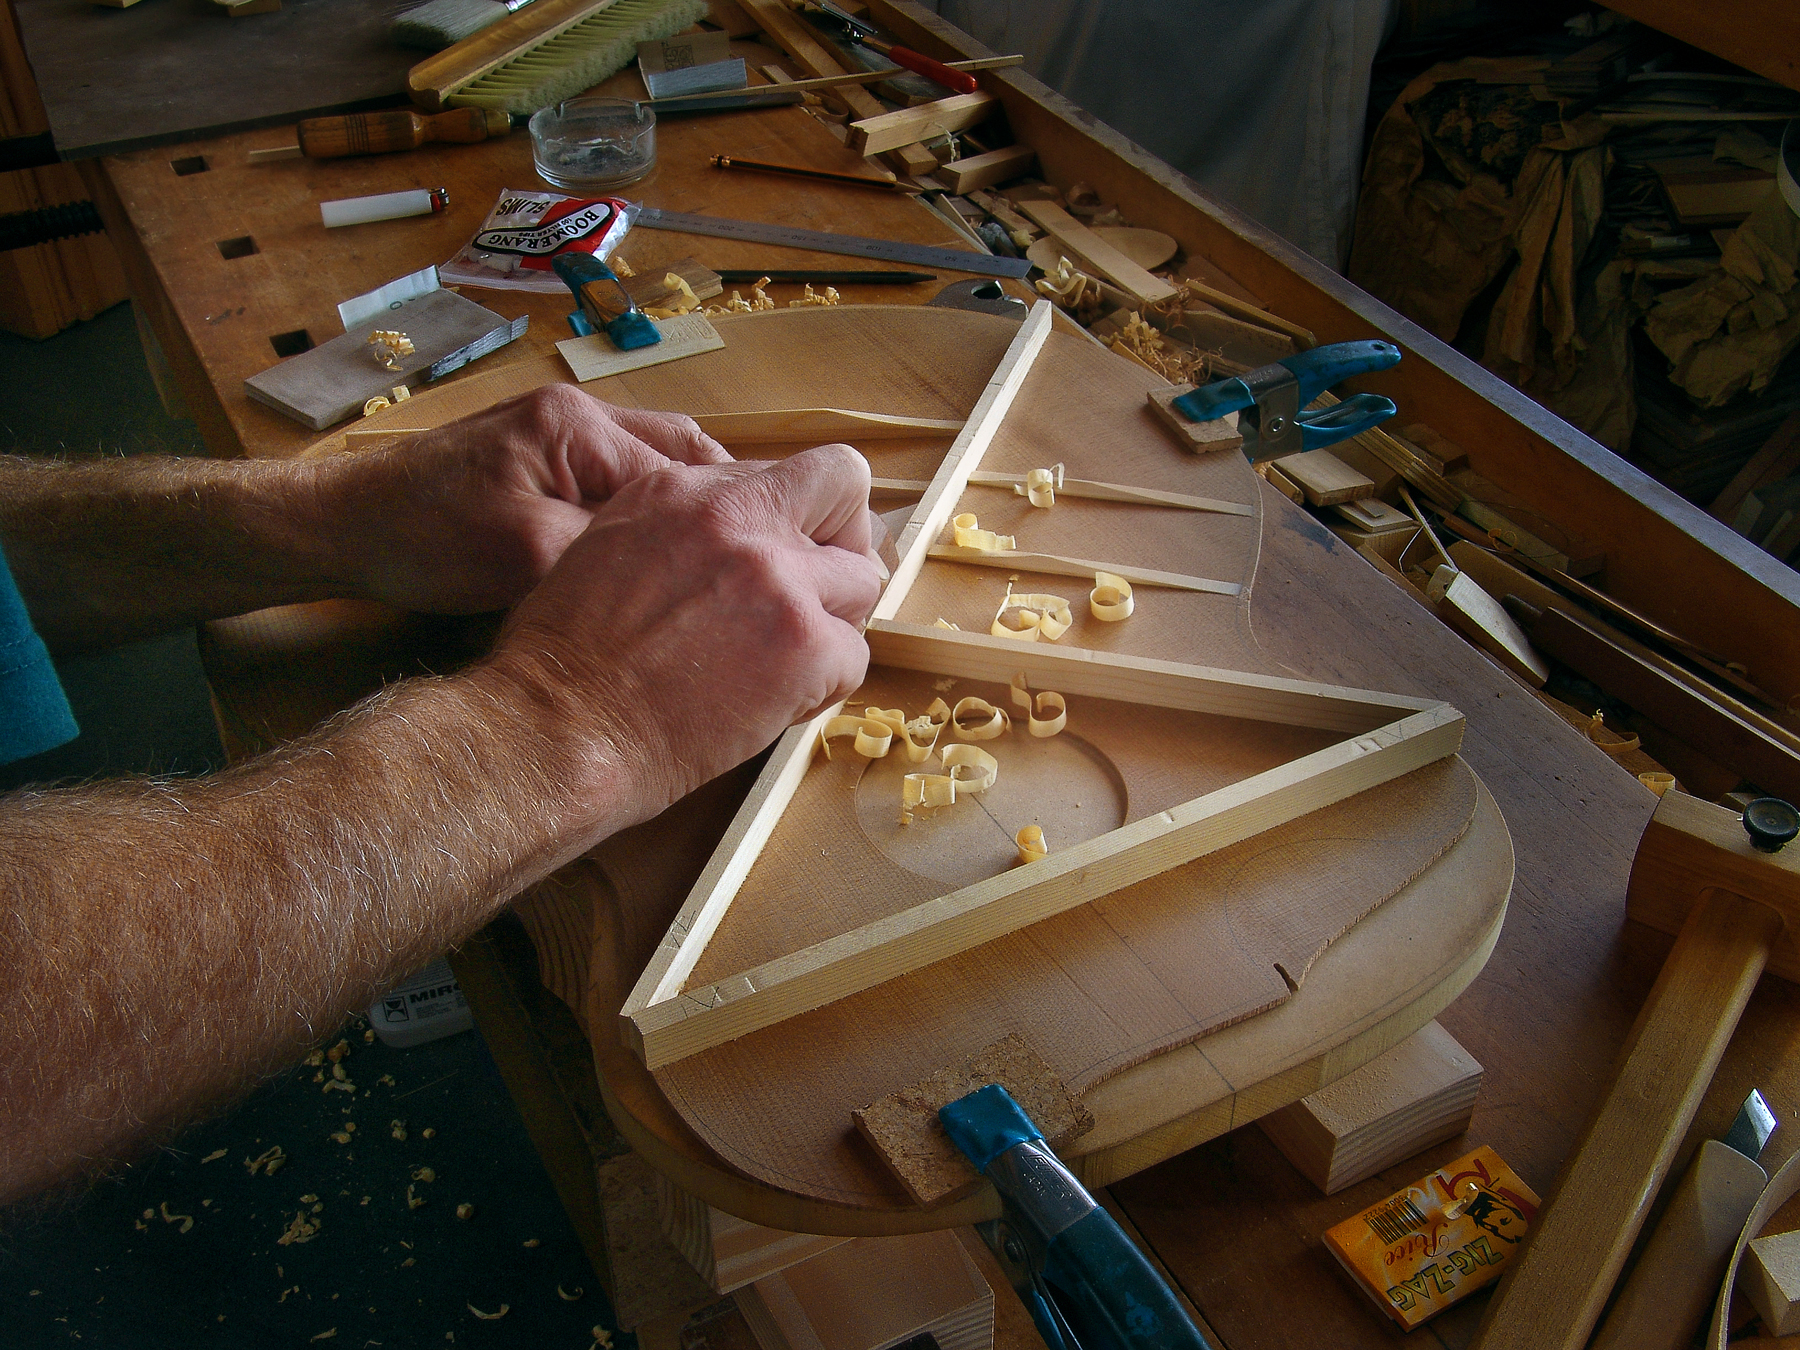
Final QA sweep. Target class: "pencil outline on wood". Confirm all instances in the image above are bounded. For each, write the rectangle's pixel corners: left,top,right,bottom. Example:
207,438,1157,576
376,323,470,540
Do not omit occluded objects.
619,300,1466,1070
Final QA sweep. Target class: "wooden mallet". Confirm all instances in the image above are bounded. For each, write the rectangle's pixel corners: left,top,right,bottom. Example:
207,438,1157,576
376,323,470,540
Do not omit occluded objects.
1471,791,1800,1350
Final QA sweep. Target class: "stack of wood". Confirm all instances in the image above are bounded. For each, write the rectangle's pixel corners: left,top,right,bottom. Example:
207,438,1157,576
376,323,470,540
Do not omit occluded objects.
0,0,128,338
1713,410,1800,564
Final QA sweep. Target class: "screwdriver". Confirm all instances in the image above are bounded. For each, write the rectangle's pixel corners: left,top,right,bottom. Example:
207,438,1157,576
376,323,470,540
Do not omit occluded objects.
248,107,520,162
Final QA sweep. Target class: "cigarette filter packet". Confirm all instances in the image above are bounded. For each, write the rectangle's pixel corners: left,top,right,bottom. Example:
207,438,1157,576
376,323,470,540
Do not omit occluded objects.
1323,1144,1540,1330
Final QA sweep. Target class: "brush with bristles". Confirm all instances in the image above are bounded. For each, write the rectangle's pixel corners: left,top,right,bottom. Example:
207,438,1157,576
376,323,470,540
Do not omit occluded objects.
408,0,708,113
392,0,539,52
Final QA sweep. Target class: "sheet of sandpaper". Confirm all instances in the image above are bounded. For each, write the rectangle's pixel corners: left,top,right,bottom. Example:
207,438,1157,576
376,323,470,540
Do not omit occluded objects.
14,0,418,158
245,287,521,430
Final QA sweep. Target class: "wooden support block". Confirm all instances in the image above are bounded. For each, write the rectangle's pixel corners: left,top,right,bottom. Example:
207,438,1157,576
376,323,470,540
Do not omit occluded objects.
847,91,998,157
1332,497,1413,534
1179,306,1295,368
655,1172,848,1294
1146,385,1242,454
854,1033,1094,1206
1429,565,1550,688
1744,1231,1800,1337
1269,450,1375,506
734,1231,993,1350
1018,199,1180,308
1397,422,1469,475
1259,1021,1482,1195
622,257,724,309
937,144,1036,195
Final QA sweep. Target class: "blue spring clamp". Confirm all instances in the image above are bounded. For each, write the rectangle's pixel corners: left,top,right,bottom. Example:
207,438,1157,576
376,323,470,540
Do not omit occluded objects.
552,252,662,350
1172,339,1402,462
941,1084,1219,1350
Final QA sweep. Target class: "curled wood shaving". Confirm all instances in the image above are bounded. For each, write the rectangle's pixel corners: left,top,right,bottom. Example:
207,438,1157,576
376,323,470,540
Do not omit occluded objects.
900,743,999,826
1090,571,1134,622
455,1202,475,1220
1014,464,1063,508
704,277,775,315
609,256,635,278
899,700,949,762
1016,825,1048,864
200,1149,227,1164
949,695,1010,740
642,273,701,320
820,714,895,760
276,1209,320,1245
787,284,840,307
406,1184,426,1210
1586,710,1641,756
992,586,1073,642
1009,673,1067,737
246,1145,286,1176
940,743,998,792
952,512,1014,552
362,397,391,417
160,1201,194,1234
466,1304,508,1321
558,1286,585,1301
310,1330,336,1342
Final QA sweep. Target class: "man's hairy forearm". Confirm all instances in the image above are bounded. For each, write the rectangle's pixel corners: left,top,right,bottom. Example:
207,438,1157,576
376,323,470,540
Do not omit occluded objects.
0,454,344,652
0,657,622,1203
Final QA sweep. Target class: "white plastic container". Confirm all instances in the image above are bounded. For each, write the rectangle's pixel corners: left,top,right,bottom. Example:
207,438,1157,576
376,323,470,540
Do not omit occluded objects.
368,956,474,1049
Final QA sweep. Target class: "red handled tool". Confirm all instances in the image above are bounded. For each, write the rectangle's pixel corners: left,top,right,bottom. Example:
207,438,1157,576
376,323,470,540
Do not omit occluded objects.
805,1,979,94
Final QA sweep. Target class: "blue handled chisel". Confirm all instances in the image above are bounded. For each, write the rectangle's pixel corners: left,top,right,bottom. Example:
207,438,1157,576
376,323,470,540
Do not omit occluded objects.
941,1084,1218,1350
1171,339,1402,462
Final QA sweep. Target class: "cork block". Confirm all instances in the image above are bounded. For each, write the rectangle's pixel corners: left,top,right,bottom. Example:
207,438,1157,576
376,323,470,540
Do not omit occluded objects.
854,1033,1093,1205
1146,385,1243,453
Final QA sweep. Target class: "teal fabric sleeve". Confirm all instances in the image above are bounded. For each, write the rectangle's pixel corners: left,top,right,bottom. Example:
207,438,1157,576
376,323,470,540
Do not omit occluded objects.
0,543,77,765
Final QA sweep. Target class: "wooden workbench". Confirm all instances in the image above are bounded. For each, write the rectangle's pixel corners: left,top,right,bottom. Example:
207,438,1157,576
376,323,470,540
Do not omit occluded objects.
86,9,1800,1348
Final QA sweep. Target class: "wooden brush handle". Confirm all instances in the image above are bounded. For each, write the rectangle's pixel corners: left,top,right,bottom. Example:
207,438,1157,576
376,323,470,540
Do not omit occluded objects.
297,107,511,158
407,0,623,111
1470,887,1782,1350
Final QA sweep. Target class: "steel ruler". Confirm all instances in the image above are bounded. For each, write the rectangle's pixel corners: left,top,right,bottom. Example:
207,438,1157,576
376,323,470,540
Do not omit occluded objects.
631,207,1032,279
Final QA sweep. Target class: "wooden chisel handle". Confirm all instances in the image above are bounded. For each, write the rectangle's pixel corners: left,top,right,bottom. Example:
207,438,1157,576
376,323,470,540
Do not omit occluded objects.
1469,887,1782,1350
296,107,512,158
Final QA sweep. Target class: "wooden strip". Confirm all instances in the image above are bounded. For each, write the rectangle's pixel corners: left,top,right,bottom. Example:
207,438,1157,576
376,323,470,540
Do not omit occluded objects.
874,300,1054,617
1017,199,1178,308
630,702,1465,1067
1712,410,1800,524
964,470,1253,516
690,409,965,443
847,91,999,156
406,0,623,111
866,620,1442,730
620,302,1053,1026
926,544,1242,595
936,143,1035,195
650,55,1022,106
1179,278,1317,350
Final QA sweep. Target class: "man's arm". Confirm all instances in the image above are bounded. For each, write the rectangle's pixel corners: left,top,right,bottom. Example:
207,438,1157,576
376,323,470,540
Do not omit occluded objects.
0,387,732,652
0,426,882,1205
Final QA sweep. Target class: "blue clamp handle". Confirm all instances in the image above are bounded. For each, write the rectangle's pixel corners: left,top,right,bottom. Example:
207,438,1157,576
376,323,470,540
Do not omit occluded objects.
942,1085,1217,1350
552,253,662,350
1172,339,1401,450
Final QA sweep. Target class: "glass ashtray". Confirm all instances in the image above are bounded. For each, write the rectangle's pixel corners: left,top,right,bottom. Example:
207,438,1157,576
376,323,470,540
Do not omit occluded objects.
529,96,656,192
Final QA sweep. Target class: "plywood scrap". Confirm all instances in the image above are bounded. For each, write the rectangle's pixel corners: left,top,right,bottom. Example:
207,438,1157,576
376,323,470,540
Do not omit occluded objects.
1146,385,1243,454
854,1033,1094,1205
734,1231,992,1350
1269,450,1375,507
1333,497,1414,534
1258,1020,1483,1195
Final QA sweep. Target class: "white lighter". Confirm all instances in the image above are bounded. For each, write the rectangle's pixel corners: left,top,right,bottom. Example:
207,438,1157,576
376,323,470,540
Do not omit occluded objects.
320,187,450,228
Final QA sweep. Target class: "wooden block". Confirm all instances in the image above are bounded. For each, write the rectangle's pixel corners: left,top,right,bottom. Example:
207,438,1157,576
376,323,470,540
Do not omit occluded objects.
243,288,527,432
1745,1232,1800,1338
846,91,998,157
853,1033,1094,1206
1259,1021,1483,1195
734,1231,993,1350
1269,449,1375,506
1332,497,1413,534
1398,422,1469,474
621,257,724,309
937,144,1035,195
596,1152,718,1330
655,1172,848,1294
1018,199,1178,308
1429,565,1551,688
1146,385,1242,454
706,0,761,37
556,312,725,382
1178,278,1315,349
1259,460,1305,504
